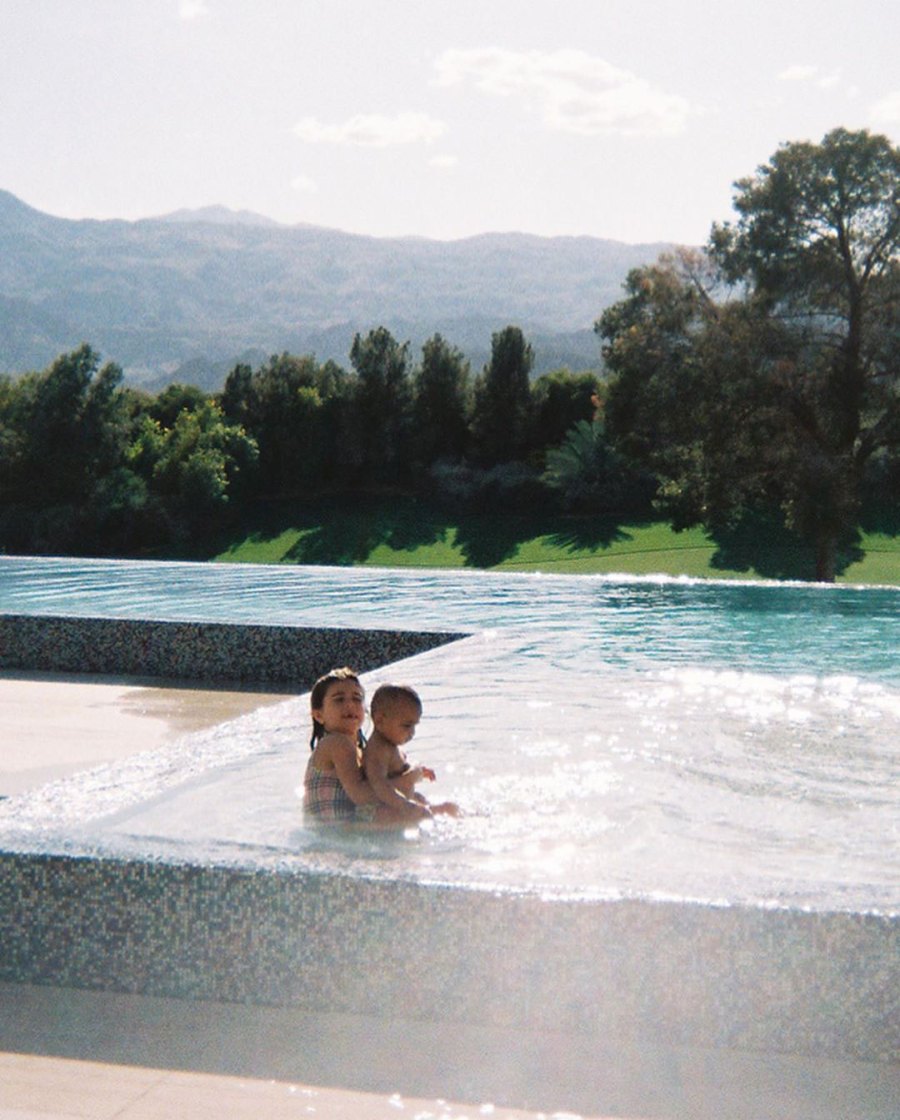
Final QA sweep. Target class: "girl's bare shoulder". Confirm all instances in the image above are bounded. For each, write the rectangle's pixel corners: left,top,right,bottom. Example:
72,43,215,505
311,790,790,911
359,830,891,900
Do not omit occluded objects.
314,730,360,760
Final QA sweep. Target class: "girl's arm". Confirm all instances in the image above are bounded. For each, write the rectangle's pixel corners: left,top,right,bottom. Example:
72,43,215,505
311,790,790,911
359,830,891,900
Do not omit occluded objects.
321,733,377,807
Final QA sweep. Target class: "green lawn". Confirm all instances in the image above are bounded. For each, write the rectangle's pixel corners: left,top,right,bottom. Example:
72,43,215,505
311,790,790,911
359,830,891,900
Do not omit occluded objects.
205,498,900,585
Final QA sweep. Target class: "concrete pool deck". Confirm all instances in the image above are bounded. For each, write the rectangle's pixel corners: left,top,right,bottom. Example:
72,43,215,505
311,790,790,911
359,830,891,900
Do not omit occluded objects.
0,670,290,797
0,673,898,1120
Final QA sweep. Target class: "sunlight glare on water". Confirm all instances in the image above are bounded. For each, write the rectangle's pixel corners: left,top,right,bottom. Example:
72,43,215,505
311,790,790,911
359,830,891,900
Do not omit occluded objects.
0,557,898,910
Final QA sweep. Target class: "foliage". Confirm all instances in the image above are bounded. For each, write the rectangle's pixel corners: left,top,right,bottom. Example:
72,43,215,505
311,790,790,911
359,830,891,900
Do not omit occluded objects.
471,325,534,465
543,418,654,513
600,253,787,528
427,459,549,514
599,128,900,580
220,353,353,493
3,131,898,581
529,369,600,461
412,334,472,466
349,327,414,483
0,346,259,553
149,383,209,428
130,399,258,516
0,344,131,506
710,127,900,577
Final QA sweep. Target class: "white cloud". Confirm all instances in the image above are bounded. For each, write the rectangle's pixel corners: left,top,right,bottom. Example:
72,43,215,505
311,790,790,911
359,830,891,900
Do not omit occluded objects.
777,64,863,100
816,69,843,90
429,153,458,168
777,64,818,82
290,174,318,194
434,47,690,137
293,111,445,147
870,91,900,124
179,0,210,19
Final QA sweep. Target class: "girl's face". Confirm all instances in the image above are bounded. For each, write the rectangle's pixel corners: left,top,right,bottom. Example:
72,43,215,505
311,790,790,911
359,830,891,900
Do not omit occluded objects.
312,678,365,737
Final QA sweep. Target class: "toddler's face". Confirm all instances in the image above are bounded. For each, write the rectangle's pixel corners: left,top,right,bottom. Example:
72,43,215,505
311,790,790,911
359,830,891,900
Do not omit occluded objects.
373,699,421,746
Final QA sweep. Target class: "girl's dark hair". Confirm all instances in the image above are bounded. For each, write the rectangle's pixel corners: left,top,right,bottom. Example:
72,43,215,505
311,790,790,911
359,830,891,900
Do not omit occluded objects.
309,666,363,750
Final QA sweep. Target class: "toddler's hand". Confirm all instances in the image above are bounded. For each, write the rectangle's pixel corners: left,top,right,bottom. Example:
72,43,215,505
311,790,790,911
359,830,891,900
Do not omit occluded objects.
432,801,462,818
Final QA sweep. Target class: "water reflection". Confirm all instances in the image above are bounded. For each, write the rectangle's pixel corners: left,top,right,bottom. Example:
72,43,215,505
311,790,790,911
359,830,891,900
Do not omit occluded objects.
1,557,898,909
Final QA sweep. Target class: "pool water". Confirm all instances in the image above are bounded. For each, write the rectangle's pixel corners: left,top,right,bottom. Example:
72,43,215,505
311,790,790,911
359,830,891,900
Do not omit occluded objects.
1,557,898,912
1,556,898,684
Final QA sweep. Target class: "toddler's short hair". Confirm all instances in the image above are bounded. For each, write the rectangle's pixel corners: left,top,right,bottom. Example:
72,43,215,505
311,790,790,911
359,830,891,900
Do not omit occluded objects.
370,683,422,716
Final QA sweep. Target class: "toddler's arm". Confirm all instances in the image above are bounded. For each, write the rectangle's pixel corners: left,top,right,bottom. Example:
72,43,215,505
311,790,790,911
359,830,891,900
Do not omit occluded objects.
391,763,436,796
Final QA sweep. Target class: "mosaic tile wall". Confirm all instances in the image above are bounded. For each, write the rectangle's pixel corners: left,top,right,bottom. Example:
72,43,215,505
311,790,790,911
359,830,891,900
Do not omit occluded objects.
0,850,896,1063
0,613,466,687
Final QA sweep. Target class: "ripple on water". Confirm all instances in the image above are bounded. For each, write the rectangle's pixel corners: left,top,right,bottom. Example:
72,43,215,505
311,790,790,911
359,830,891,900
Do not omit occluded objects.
0,558,898,910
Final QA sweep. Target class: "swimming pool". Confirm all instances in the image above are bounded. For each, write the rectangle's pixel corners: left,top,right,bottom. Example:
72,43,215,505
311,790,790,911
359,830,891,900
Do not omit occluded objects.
1,555,898,683
1,556,897,913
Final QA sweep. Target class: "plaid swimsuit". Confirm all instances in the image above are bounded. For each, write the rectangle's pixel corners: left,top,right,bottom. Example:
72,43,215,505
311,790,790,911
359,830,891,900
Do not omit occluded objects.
303,758,376,823
303,759,356,821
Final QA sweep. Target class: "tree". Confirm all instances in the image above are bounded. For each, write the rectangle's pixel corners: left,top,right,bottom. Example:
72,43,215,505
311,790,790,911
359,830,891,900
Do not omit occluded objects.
599,130,900,581
543,416,653,513
530,369,600,461
600,251,781,526
219,363,254,429
471,325,534,465
412,333,472,466
219,354,355,494
710,127,900,579
349,327,413,484
0,344,131,506
149,383,209,429
129,398,258,519
0,375,18,493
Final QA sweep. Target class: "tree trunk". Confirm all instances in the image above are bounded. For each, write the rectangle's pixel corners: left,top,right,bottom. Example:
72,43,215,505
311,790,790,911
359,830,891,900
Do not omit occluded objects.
815,532,837,582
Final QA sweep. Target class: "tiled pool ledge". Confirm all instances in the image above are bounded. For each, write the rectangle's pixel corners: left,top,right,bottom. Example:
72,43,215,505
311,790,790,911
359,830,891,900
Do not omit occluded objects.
0,849,896,1064
0,613,468,687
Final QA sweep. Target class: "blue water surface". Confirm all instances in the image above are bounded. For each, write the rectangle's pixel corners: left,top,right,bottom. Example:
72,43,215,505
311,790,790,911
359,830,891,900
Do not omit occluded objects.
2,557,898,910
1,555,898,684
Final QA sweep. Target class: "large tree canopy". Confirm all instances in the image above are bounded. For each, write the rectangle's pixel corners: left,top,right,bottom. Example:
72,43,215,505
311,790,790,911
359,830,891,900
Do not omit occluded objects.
599,128,900,580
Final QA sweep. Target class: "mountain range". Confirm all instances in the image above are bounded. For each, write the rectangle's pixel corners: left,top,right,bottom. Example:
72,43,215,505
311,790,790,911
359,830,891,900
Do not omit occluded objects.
0,189,673,391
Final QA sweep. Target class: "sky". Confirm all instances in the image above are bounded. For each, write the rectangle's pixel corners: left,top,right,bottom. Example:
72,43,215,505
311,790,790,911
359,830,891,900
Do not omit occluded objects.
1,0,898,246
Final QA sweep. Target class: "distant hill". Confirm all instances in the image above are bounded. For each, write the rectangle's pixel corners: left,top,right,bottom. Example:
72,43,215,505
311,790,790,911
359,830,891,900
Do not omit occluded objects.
152,204,284,228
0,190,675,391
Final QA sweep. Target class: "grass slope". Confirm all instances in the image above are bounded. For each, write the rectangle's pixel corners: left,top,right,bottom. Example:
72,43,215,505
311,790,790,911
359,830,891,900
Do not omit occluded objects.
201,498,900,585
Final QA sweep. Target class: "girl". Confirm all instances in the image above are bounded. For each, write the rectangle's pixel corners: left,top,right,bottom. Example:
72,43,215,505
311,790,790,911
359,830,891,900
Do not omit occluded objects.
302,667,432,828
